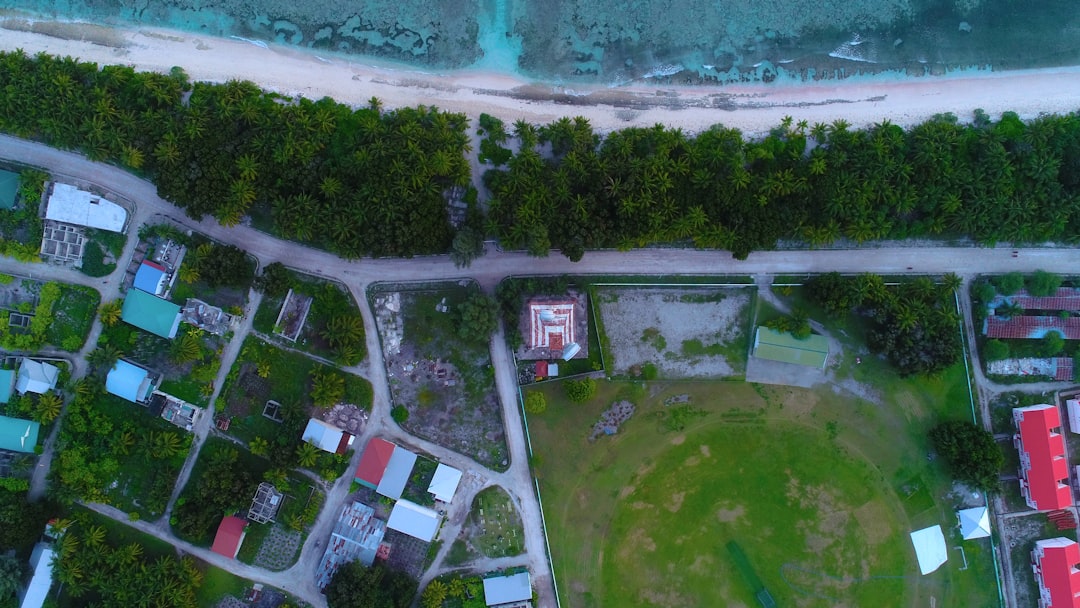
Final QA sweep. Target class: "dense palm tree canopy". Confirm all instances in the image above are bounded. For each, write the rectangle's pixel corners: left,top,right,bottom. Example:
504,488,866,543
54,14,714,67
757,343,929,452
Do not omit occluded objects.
3,51,1080,261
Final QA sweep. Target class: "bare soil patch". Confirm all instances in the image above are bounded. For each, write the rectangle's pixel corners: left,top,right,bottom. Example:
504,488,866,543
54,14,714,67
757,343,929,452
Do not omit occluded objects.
597,288,752,378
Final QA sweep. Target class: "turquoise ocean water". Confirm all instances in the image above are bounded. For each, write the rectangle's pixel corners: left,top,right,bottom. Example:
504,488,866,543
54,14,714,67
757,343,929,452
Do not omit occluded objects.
1,0,1079,86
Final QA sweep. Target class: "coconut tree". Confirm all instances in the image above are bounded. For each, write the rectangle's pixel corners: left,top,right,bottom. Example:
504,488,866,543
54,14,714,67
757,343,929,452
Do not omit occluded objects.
295,441,319,469
34,392,63,424
98,300,122,326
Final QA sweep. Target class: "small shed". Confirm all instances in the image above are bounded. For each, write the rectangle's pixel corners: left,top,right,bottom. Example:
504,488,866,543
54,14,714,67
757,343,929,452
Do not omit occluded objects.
301,418,354,454
428,463,463,503
105,360,157,403
248,483,283,524
386,499,441,542
15,359,59,395
483,571,532,607
0,414,40,453
376,445,418,500
121,288,182,339
752,327,830,369
0,369,14,404
957,506,991,540
210,516,247,559
355,437,396,489
133,260,169,296
18,543,55,608
909,525,948,575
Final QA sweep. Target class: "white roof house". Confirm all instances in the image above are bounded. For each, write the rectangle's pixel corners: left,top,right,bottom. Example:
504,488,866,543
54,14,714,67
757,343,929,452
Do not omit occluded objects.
376,446,417,500
301,419,354,454
45,183,127,232
1068,399,1080,434
909,525,948,575
15,359,59,395
19,543,55,608
428,463,463,503
483,571,532,607
386,499,441,542
957,506,991,540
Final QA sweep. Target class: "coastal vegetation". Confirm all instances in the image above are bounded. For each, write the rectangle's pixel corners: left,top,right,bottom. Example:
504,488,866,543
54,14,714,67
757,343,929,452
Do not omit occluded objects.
2,51,1080,261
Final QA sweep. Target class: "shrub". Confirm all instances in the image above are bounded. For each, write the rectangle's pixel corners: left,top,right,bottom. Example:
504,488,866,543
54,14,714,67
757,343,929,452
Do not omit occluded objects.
1027,270,1062,297
391,405,409,424
995,272,1024,296
565,378,597,403
984,340,1009,361
641,363,659,380
1041,332,1065,357
929,420,1003,491
524,392,546,414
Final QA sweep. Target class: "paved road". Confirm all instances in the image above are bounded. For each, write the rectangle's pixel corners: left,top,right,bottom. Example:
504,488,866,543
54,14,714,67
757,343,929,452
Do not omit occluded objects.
6,133,1080,607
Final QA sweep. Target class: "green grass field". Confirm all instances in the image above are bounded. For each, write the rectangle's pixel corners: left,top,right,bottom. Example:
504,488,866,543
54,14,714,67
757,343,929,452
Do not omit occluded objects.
527,286,1000,608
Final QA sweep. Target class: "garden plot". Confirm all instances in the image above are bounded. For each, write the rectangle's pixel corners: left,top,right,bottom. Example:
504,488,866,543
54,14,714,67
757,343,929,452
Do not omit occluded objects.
597,288,752,378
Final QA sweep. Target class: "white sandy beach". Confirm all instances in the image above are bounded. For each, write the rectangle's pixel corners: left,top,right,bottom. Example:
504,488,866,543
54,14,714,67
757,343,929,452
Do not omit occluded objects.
2,18,1080,134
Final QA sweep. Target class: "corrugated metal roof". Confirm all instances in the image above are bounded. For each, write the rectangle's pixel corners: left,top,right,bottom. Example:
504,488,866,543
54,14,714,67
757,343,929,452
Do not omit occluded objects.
376,446,417,500
1014,404,1072,511
121,289,182,339
386,499,440,542
483,572,532,606
0,414,39,453
985,316,1080,340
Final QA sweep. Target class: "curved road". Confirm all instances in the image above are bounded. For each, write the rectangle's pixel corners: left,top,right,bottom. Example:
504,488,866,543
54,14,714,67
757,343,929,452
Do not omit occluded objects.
4,133,1080,608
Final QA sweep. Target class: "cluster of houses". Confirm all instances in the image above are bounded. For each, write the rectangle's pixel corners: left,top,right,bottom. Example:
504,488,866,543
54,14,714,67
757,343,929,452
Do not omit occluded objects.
1012,402,1080,607
984,288,1080,381
0,357,62,455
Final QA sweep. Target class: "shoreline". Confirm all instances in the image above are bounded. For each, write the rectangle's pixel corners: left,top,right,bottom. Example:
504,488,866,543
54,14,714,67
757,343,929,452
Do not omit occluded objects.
2,18,1080,134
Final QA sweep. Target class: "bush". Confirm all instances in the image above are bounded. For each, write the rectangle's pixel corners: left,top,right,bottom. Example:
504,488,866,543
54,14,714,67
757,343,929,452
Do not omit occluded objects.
995,272,1024,296
641,363,659,380
984,340,1009,361
565,378,597,403
1027,270,1062,297
1041,332,1065,357
524,392,546,414
391,405,409,424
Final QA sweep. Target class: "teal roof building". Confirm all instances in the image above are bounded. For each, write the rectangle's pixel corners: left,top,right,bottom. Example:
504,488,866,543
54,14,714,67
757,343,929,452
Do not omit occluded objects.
753,326,830,369
0,414,40,453
0,169,18,210
0,369,14,404
122,289,182,339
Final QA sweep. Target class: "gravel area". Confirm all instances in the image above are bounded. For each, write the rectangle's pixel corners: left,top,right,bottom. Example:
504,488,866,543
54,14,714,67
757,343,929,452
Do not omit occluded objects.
597,288,751,378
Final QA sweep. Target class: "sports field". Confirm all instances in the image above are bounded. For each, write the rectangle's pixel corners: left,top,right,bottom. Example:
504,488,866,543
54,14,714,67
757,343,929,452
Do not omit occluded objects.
526,288,1000,607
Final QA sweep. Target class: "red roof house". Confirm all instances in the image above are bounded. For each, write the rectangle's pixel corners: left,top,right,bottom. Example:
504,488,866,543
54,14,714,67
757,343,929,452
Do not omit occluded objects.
1015,404,1073,511
535,361,548,378
355,437,396,489
211,516,247,559
1032,537,1080,608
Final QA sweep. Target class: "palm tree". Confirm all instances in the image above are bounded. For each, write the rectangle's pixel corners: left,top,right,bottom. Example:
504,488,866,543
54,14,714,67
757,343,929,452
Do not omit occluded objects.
98,300,122,326
295,441,319,468
171,332,202,364
151,431,183,459
941,272,963,294
34,392,63,423
321,315,364,348
178,264,200,284
88,345,122,372
249,437,269,457
310,370,345,407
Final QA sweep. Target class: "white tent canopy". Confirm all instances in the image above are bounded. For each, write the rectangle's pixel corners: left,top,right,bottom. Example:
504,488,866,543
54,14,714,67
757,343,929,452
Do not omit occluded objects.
910,525,948,575
428,463,462,503
957,506,991,540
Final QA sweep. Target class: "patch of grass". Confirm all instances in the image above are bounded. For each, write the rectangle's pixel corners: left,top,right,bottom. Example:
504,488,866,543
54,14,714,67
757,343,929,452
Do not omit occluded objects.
528,365,997,607
79,241,116,277
469,486,525,558
446,539,471,567
158,376,206,405
46,283,100,351
194,561,251,606
895,475,936,517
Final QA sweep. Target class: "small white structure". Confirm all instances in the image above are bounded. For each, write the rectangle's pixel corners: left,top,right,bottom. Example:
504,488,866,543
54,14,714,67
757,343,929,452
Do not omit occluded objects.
15,359,59,395
957,506,991,540
427,463,463,503
376,446,418,500
386,499,441,542
483,571,532,607
45,183,127,232
1067,399,1080,434
909,525,948,575
19,542,55,608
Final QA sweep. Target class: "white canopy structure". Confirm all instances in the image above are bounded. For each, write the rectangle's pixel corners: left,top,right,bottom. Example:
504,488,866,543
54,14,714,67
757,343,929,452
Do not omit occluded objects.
910,525,948,575
427,463,462,503
957,506,991,540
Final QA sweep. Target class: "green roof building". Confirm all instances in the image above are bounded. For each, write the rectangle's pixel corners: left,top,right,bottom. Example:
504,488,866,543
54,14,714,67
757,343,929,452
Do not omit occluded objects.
0,169,18,210
0,369,14,404
122,288,182,339
753,326,830,369
0,414,40,453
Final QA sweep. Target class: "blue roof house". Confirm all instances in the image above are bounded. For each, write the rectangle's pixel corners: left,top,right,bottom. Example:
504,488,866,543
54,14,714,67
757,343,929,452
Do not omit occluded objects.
133,260,169,296
106,360,157,403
